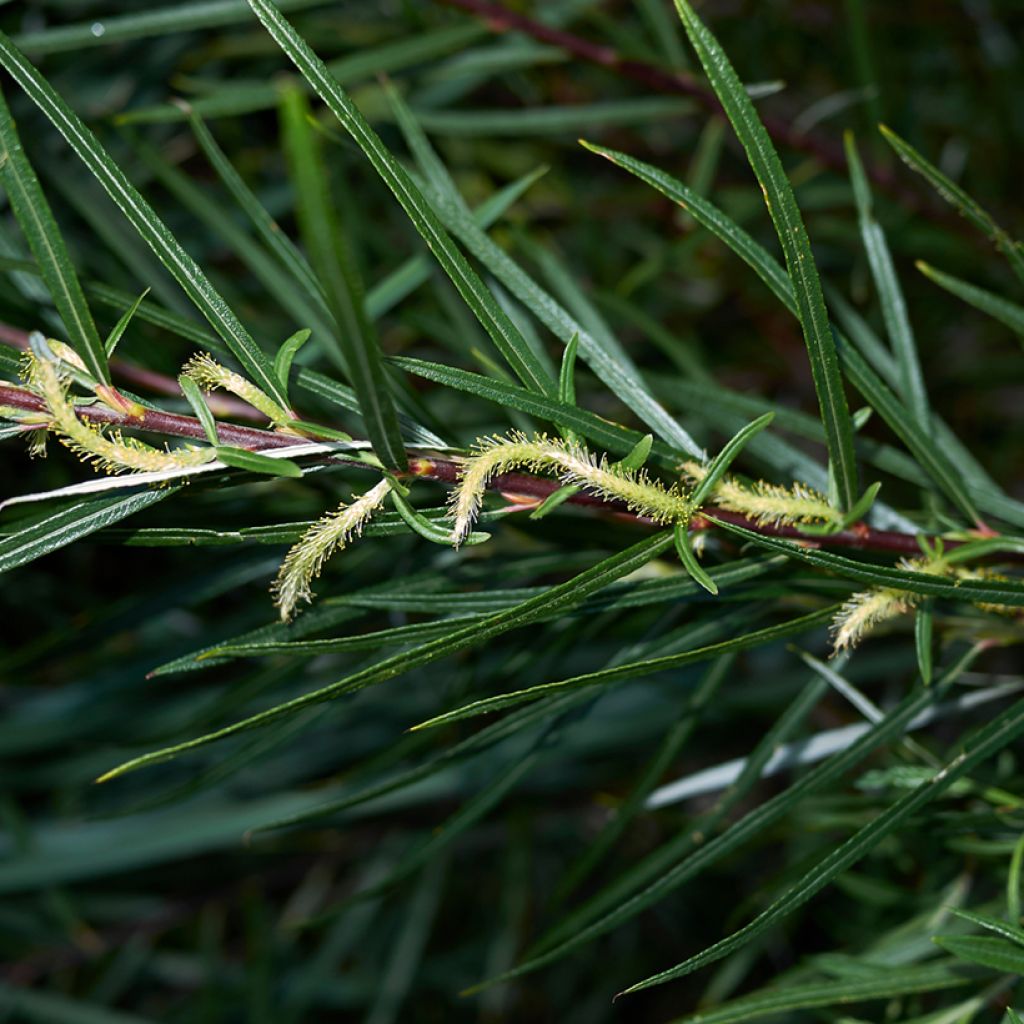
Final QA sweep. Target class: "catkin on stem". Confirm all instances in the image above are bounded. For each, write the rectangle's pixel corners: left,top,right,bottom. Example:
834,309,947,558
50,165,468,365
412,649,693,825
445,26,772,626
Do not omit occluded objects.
272,478,392,621
449,432,693,546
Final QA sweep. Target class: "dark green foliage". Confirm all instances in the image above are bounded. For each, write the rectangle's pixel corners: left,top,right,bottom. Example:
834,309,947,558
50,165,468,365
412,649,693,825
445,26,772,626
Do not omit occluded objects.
0,2,1022,1022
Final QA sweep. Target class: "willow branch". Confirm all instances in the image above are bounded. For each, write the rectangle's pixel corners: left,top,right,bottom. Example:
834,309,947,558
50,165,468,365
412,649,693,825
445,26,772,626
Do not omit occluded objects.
2,379,1005,562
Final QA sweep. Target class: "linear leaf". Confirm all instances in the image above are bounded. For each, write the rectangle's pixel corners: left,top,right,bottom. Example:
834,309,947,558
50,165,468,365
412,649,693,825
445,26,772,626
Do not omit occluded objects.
412,606,837,730
880,124,1024,284
98,533,676,779
246,0,555,397
0,489,176,574
0,30,290,408
280,87,407,470
845,131,929,430
672,0,858,509
625,695,1024,992
385,83,703,458
917,261,1024,340
666,968,966,1024
932,935,1024,976
713,518,1024,604
0,86,108,383
392,355,681,469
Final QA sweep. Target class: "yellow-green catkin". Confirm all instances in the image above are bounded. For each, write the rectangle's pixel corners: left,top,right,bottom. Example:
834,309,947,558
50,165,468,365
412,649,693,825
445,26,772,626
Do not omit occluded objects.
682,460,840,528
28,356,215,474
183,352,293,428
272,478,392,621
449,432,693,546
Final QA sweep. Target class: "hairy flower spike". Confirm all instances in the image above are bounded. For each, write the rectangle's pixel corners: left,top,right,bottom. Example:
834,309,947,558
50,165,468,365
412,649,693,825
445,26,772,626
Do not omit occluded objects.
272,478,392,621
183,352,293,428
26,356,215,474
831,586,914,652
450,431,693,546
682,460,840,527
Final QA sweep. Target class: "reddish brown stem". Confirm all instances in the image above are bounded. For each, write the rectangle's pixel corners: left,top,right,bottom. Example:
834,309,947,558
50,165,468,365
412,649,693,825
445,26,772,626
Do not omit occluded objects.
0,322,266,421
3,380,997,562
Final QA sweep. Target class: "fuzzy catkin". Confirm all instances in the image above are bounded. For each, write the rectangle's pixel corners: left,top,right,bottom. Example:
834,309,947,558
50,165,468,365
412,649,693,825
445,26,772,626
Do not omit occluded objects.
183,352,293,428
272,478,392,621
29,357,215,474
681,460,839,527
449,432,693,546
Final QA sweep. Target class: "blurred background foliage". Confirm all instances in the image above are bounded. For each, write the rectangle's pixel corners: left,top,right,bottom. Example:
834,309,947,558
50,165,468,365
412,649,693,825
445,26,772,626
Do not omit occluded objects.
0,1,1023,1021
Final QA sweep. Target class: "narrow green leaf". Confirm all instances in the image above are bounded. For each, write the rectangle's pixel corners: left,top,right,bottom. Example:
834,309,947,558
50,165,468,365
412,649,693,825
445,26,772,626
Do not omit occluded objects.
0,489,176,574
388,487,489,547
624,695,1024,992
213,446,302,478
501,655,973,985
413,606,837,730
178,374,219,445
279,87,407,470
273,328,312,394
1009,833,1024,927
673,523,718,595
932,934,1024,975
0,85,108,383
246,0,554,398
917,261,1024,340
948,908,1024,948
617,434,654,472
558,331,579,408
392,356,681,471
666,968,965,1024
0,30,290,408
712,518,1024,605
115,23,486,124
880,124,1024,283
845,131,929,430
672,0,858,510
186,106,323,304
690,412,775,507
103,288,149,357
839,480,882,529
383,79,702,457
915,601,933,685
528,485,581,520
97,533,676,779
14,0,329,55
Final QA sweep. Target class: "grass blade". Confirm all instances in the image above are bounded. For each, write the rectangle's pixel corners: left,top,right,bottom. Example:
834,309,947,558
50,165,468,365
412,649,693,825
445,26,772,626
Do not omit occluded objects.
666,968,965,1024
0,86,108,384
672,0,858,510
0,31,290,409
280,87,407,470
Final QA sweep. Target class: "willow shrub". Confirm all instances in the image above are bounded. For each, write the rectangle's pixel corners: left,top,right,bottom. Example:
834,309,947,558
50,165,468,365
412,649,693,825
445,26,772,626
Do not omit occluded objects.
1,1,1023,1021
